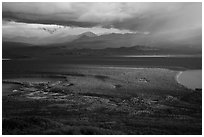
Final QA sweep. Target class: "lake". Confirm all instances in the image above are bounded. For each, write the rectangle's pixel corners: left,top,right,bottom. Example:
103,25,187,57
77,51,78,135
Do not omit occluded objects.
3,56,202,78
121,54,202,58
177,70,202,90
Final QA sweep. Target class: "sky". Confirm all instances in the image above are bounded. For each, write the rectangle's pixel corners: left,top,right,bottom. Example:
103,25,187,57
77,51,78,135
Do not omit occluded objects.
2,2,202,48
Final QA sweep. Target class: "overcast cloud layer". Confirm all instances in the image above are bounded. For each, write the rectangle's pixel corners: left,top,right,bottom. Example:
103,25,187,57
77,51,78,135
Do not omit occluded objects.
2,2,202,48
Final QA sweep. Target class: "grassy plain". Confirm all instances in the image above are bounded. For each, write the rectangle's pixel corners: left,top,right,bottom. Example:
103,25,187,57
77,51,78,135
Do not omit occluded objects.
2,65,202,134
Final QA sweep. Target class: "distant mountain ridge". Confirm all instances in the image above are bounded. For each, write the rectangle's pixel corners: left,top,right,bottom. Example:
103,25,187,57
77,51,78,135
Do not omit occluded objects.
3,31,201,51
79,31,97,37
3,31,146,48
3,30,202,59
54,32,148,49
3,31,98,45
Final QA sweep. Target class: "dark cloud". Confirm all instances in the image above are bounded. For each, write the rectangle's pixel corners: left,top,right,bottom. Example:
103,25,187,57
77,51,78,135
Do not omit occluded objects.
2,3,202,31
3,11,98,28
2,2,202,48
2,2,201,32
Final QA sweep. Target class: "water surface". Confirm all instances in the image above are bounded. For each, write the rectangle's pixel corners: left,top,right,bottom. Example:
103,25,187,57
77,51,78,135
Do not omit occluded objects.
177,70,202,90
121,54,201,58
5,77,62,83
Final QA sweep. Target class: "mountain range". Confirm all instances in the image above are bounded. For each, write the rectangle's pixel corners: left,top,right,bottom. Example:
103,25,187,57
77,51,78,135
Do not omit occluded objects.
3,31,202,59
3,31,98,45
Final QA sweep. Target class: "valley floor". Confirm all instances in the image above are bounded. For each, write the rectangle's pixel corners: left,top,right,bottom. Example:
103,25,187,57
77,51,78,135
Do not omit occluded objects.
2,66,202,135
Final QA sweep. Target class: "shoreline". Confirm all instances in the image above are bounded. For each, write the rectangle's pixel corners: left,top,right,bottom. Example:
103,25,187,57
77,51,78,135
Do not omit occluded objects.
175,69,202,90
175,71,183,85
175,71,190,90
